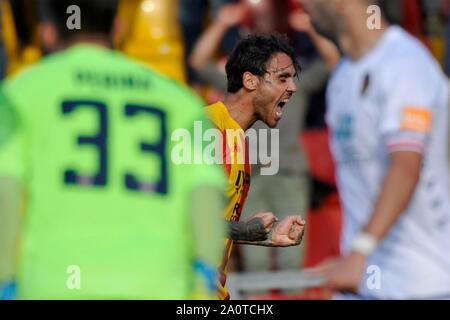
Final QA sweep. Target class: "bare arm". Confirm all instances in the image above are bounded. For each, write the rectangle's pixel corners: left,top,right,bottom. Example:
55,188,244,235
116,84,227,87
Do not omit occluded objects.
289,11,341,70
324,152,423,292
363,151,422,241
189,3,247,71
236,215,306,247
189,22,230,71
229,211,277,242
229,219,268,241
308,32,341,70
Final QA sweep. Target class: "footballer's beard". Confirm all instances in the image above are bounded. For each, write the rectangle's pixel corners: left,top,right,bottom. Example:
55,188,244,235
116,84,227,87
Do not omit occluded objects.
260,96,291,128
273,98,286,124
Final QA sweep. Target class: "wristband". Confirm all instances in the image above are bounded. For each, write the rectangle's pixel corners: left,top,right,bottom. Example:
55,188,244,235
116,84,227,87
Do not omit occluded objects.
351,232,378,256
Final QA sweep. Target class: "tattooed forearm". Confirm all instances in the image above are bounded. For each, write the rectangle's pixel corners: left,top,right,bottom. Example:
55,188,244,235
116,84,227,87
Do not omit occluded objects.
234,229,274,246
228,218,268,241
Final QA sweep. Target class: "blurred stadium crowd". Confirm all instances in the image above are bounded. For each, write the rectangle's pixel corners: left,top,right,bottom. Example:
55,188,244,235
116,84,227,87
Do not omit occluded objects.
1,0,450,299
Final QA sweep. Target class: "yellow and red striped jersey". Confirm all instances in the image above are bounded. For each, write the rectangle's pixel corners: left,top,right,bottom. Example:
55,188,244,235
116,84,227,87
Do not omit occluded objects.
205,101,251,300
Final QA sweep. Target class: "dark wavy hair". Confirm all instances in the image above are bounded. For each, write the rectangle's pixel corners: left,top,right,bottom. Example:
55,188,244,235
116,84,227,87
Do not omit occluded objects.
225,34,301,93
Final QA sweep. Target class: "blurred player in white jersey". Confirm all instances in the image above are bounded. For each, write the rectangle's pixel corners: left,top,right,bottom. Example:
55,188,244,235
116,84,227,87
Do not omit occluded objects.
302,0,450,299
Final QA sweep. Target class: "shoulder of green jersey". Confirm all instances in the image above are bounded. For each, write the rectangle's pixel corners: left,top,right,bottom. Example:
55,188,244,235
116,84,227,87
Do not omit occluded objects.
114,52,205,108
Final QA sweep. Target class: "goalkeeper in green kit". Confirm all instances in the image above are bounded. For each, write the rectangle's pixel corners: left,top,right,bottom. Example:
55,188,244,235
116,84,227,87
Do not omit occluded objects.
0,0,226,299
